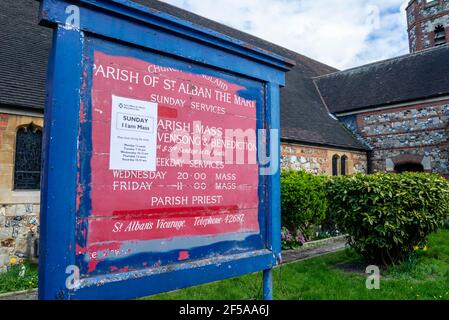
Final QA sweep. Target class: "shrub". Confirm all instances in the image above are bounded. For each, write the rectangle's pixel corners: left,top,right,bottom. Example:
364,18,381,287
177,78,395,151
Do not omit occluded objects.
281,170,328,242
327,172,449,266
0,263,38,294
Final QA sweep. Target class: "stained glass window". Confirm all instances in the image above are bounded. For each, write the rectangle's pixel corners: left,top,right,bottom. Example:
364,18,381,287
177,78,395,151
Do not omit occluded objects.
14,123,42,190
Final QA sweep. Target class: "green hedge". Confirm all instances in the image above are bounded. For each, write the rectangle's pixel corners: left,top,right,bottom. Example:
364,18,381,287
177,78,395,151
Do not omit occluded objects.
327,172,449,266
281,170,329,243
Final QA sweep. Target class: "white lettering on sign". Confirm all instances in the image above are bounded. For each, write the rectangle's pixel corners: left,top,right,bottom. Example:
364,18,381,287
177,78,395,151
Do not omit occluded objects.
109,95,158,171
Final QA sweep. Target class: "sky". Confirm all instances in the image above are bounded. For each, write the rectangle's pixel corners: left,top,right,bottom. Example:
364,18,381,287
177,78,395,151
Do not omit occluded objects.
160,0,411,70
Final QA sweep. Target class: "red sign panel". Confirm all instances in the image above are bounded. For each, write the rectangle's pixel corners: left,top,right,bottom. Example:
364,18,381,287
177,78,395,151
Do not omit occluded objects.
79,51,261,266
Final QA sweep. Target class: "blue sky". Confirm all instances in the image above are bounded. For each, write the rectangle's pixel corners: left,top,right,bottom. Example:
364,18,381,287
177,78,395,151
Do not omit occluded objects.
161,0,410,70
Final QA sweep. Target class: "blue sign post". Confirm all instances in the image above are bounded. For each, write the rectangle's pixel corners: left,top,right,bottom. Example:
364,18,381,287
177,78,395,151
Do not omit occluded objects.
38,0,293,300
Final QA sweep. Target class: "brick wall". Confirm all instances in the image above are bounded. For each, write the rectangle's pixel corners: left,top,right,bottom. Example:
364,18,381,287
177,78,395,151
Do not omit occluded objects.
280,143,367,175
0,113,43,270
355,101,449,177
407,0,449,52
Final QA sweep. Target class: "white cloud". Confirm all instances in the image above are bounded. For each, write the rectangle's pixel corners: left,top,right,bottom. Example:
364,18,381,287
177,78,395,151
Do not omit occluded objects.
160,0,410,70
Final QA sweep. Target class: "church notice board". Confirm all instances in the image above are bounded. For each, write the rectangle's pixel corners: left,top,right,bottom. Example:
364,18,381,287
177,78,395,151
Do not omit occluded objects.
38,0,293,300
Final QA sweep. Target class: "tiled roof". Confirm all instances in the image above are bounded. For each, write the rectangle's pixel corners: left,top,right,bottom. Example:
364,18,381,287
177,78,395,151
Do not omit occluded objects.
314,44,449,114
0,0,368,150
0,0,52,110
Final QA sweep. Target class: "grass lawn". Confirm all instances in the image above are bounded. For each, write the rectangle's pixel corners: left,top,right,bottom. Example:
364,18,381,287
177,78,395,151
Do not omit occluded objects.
147,229,449,300
1,230,449,299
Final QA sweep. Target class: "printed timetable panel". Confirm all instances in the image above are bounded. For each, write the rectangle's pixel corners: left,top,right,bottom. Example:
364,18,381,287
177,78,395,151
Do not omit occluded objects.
75,39,267,275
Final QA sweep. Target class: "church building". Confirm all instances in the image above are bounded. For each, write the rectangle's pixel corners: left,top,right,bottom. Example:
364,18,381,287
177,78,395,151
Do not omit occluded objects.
314,0,449,178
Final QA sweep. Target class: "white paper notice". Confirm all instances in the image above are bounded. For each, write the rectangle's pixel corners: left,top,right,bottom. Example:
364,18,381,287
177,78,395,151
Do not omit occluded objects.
109,95,158,171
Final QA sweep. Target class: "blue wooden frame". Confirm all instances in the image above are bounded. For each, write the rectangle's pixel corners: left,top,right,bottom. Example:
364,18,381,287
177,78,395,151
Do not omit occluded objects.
38,0,293,300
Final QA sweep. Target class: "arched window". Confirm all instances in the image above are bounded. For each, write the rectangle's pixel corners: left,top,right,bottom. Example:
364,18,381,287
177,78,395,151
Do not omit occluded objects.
341,155,348,176
332,155,340,176
14,123,43,190
434,25,446,46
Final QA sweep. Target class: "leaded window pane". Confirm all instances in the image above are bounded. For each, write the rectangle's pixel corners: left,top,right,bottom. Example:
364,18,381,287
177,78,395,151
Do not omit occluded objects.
341,156,347,176
332,155,339,176
14,123,42,190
